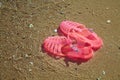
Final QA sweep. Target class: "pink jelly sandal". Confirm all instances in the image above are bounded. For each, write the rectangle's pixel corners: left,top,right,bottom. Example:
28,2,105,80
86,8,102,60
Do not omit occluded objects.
58,20,103,51
62,44,93,62
62,33,93,61
43,36,71,58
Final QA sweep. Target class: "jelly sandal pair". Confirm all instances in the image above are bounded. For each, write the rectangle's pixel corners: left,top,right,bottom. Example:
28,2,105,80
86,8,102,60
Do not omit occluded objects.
43,20,103,61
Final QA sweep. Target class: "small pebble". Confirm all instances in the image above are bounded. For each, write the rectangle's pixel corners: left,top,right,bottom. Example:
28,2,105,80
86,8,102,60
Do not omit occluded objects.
96,76,101,80
29,24,34,28
54,29,57,33
96,78,101,80
102,70,106,75
12,55,15,58
25,54,29,57
29,62,33,65
29,69,32,71
106,20,111,23
59,11,64,14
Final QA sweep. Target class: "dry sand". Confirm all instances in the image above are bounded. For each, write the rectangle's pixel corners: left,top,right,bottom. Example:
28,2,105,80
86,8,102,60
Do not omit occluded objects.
0,0,120,80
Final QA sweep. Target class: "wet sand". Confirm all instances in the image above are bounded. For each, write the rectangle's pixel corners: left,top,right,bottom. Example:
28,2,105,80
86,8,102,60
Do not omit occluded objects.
0,0,120,80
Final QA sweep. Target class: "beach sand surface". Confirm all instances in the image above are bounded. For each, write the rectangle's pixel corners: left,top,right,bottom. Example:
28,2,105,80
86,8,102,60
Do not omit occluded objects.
0,0,120,80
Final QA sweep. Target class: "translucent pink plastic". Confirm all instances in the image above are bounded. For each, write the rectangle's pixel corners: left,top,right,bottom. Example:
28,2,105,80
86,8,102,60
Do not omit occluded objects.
62,42,93,61
43,36,71,57
43,20,103,62
58,20,103,51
